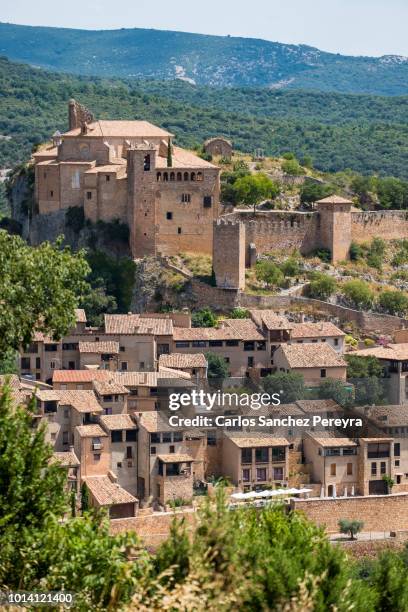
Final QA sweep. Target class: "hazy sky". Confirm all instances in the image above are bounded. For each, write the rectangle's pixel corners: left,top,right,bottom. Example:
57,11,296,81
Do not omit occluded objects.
1,0,408,57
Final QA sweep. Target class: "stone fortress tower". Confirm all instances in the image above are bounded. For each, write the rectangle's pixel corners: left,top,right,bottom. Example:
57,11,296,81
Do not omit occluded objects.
212,219,246,290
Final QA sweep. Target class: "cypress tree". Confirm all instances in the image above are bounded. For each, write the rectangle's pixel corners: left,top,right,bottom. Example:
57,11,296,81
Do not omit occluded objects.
167,137,172,167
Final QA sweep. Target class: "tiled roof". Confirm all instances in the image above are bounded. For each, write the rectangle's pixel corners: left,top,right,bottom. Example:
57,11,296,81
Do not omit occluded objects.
53,390,102,413
225,433,289,448
317,195,353,205
222,319,265,341
156,146,217,169
75,309,87,323
365,405,408,427
85,476,137,506
93,380,129,395
158,353,207,368
64,119,173,139
104,314,173,335
99,414,137,430
0,374,21,390
290,322,345,339
113,369,190,387
53,370,110,383
53,450,80,467
79,341,119,354
296,399,342,414
355,344,408,361
248,310,293,331
277,344,346,368
172,325,252,341
76,424,108,437
157,453,194,463
306,432,357,447
138,411,178,432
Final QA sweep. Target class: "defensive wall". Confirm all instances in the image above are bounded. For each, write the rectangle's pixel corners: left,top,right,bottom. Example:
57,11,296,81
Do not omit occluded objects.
223,209,408,260
291,493,408,534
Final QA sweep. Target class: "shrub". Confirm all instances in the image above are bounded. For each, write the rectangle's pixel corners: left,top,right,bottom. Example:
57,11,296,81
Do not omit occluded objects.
65,206,85,232
280,257,301,278
192,308,217,328
281,159,304,176
229,307,249,319
349,242,364,261
343,279,374,310
378,290,408,317
205,352,229,382
338,519,364,540
318,379,352,407
308,273,337,300
256,260,285,288
263,371,305,403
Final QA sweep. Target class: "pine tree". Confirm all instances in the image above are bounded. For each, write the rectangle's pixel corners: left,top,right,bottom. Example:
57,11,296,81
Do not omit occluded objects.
167,137,172,167
81,481,90,513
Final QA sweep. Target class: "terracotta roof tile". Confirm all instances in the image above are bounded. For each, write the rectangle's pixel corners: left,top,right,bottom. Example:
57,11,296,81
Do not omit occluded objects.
85,476,137,506
104,314,173,335
277,344,346,368
99,414,137,430
64,119,173,139
157,453,194,463
225,433,289,448
53,370,110,383
317,195,353,205
138,411,179,432
93,380,129,395
79,341,119,354
158,353,207,368
53,450,80,467
52,390,102,413
355,344,408,361
248,310,293,331
76,424,108,437
290,322,345,339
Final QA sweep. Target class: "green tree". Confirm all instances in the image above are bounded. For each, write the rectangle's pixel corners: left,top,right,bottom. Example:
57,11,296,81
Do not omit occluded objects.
345,355,383,379
343,279,374,310
378,290,408,317
81,482,90,513
308,273,337,300
0,231,90,353
263,371,306,403
318,378,352,407
86,250,136,313
234,173,279,214
78,279,117,327
192,308,218,328
338,519,364,540
369,551,408,611
0,383,67,585
280,257,301,278
229,307,249,319
205,352,229,382
300,182,335,205
0,348,18,374
281,159,304,176
256,260,285,288
167,137,172,167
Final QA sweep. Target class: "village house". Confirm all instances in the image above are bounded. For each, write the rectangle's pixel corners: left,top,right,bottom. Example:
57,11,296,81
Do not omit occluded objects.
273,343,347,385
158,352,208,381
98,413,138,496
222,432,290,491
33,100,221,258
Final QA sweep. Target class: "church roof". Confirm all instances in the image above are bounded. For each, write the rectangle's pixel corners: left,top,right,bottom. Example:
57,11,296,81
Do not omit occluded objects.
63,120,173,139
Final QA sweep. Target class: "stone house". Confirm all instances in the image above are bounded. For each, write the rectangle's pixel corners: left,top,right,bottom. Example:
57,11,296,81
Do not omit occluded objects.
222,432,290,491
273,343,347,385
355,344,408,405
98,413,138,496
204,137,233,160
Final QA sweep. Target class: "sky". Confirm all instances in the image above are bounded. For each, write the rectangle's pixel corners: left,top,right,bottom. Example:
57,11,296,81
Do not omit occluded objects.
1,0,408,58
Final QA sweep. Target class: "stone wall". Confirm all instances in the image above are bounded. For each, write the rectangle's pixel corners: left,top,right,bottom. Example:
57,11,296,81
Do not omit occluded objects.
291,493,408,533
110,508,197,547
351,210,408,243
213,219,245,290
227,210,318,258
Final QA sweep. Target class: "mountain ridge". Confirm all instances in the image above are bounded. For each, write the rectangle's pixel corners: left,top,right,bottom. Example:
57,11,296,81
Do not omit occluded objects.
1,22,408,95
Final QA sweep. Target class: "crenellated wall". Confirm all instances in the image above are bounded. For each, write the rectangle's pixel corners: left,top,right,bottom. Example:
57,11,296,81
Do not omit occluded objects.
351,210,408,243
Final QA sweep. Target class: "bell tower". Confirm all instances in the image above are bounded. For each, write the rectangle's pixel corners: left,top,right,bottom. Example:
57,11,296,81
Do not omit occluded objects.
127,144,157,258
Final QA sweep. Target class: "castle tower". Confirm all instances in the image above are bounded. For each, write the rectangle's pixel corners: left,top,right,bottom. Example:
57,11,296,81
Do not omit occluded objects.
127,144,157,258
213,219,246,290
316,195,353,263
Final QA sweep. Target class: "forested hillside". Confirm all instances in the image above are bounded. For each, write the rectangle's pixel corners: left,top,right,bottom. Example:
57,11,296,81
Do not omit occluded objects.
1,22,408,95
1,57,408,178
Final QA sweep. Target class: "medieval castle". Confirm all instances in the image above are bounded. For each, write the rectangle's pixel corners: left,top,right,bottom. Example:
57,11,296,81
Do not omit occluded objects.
32,100,408,288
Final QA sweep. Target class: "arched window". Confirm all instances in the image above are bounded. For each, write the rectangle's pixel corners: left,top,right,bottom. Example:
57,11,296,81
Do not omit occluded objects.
184,172,189,181
191,172,196,181
170,172,175,182
177,172,182,181
197,172,203,181
144,154,151,171
163,172,169,182
157,172,162,182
